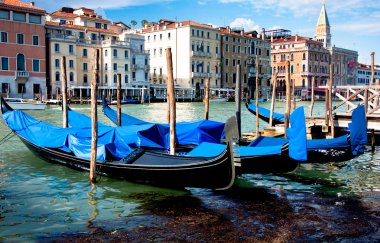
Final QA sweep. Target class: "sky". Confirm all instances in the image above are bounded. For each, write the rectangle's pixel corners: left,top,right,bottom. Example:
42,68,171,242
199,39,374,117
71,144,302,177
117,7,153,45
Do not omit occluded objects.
34,0,380,64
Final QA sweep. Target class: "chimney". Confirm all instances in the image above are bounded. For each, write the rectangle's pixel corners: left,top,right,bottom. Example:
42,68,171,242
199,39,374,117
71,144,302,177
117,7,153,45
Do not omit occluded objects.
30,1,35,6
261,28,265,40
270,32,274,43
295,34,298,42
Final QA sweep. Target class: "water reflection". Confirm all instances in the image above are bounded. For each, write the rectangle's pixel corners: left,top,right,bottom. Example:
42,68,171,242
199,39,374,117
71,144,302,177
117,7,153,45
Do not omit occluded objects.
0,101,379,240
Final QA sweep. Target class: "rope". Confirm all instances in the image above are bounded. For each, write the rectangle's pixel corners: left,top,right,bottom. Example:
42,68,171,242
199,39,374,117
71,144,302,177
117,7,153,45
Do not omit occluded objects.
0,131,15,146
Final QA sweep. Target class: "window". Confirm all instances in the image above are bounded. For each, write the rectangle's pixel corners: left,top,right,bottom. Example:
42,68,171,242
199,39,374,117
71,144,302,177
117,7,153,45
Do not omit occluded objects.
55,59,60,68
0,10,10,20
132,57,136,65
216,33,219,40
168,33,171,39
192,29,195,36
16,33,24,44
233,59,236,66
145,72,148,81
55,71,60,81
79,32,85,39
0,32,8,43
83,63,88,71
18,84,26,93
113,49,117,57
2,83,9,93
1,57,9,70
16,54,25,71
153,35,156,41
132,72,136,79
105,63,108,70
125,75,128,83
69,45,74,54
225,59,229,66
125,64,128,71
160,34,162,40
105,74,108,83
29,14,41,24
13,12,26,22
124,50,129,59
32,59,40,72
69,72,74,82
69,60,74,69
83,49,87,57
33,84,40,94
104,24,108,30
95,22,101,29
83,74,88,83
32,35,39,46
54,43,60,53
113,63,117,71
113,74,117,83
216,46,219,54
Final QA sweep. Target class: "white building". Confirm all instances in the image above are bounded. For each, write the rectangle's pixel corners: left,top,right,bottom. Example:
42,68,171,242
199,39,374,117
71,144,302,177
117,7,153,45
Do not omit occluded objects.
45,7,149,99
357,63,380,85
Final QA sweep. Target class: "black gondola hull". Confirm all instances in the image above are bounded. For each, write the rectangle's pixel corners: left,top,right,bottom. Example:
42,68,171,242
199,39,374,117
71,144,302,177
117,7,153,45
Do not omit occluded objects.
17,135,235,189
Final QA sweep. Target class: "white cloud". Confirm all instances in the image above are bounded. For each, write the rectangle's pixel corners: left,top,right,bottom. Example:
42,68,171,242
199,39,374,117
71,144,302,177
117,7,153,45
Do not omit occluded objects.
230,18,260,32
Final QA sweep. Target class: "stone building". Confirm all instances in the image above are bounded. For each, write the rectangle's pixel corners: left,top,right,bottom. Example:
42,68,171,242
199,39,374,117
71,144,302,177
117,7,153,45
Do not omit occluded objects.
45,7,149,99
0,0,46,99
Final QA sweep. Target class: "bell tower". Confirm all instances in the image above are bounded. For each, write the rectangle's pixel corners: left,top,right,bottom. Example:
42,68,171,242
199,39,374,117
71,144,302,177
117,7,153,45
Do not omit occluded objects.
315,0,331,48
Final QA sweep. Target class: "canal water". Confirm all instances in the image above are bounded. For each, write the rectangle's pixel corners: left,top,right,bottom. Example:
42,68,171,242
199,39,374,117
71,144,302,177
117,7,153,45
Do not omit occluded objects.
0,101,379,241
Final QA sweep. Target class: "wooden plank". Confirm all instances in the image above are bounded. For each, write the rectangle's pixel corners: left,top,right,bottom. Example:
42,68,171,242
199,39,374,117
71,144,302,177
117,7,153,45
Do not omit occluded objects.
333,88,365,110
236,64,242,138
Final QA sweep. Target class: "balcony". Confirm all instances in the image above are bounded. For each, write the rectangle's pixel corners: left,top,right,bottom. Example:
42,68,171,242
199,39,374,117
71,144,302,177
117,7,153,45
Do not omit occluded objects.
144,65,150,71
101,39,130,48
215,73,221,78
48,34,77,43
191,51,212,58
192,72,207,78
15,71,29,83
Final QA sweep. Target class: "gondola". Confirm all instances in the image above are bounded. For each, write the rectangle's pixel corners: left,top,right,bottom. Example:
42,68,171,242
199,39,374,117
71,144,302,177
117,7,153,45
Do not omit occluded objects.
0,97,235,190
245,103,285,125
99,99,308,173
245,105,367,163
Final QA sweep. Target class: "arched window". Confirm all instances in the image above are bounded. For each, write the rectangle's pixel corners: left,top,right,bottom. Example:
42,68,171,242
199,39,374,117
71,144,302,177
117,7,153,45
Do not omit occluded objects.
69,72,74,82
55,71,60,81
105,63,108,70
302,64,305,72
291,65,294,74
17,53,25,71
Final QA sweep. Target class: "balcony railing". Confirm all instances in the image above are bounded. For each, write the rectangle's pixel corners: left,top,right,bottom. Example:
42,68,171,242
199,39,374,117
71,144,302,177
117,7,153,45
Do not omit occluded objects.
215,73,221,78
192,72,207,78
15,71,30,79
191,51,212,58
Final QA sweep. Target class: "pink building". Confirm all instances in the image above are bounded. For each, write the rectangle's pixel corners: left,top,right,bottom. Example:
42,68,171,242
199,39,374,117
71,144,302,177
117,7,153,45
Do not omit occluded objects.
0,0,46,99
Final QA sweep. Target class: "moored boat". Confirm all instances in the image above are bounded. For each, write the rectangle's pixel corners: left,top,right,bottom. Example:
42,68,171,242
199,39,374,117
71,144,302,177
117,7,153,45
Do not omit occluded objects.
4,98,46,110
1,97,235,190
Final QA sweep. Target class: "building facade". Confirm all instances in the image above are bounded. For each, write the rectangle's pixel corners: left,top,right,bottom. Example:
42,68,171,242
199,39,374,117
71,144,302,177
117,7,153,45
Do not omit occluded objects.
0,0,46,99
357,63,380,85
45,7,149,99
269,2,358,96
220,27,271,99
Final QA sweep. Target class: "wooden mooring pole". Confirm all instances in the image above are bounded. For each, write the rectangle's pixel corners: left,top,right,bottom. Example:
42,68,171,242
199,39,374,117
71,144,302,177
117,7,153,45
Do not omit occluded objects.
309,76,315,117
255,56,259,136
204,77,210,120
61,56,68,128
166,48,176,155
371,52,375,86
90,49,100,183
292,77,296,111
284,61,291,137
329,63,334,137
236,64,242,138
117,73,121,126
269,73,278,127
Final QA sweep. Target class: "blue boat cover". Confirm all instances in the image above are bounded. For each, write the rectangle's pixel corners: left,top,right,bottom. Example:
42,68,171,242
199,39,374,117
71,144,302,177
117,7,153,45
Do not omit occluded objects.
246,104,285,123
2,110,134,160
248,136,288,147
287,107,308,161
98,99,226,146
349,105,367,155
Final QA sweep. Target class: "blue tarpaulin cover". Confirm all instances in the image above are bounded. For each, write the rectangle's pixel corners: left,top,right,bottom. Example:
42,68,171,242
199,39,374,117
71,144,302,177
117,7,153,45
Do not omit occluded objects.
98,100,226,146
2,110,134,160
246,104,285,123
287,107,307,161
349,105,367,155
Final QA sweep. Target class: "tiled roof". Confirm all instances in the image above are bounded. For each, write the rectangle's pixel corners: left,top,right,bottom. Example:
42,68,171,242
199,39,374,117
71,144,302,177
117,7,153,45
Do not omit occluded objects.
45,21,119,35
0,0,45,12
50,11,77,19
272,35,321,44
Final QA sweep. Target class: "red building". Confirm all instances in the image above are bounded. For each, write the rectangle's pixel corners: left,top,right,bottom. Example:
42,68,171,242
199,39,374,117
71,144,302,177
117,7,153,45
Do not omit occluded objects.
0,0,46,99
